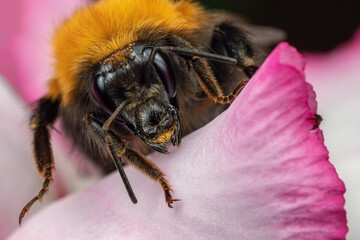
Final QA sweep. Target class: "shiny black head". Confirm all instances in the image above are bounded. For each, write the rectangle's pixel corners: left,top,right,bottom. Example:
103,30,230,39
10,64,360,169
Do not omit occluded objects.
90,42,181,153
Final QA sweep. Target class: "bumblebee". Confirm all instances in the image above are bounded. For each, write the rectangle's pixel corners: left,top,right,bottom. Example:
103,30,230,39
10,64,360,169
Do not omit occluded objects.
19,0,269,224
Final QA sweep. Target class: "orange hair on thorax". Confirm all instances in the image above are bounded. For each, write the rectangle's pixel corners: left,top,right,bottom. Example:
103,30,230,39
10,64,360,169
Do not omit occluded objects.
46,0,206,104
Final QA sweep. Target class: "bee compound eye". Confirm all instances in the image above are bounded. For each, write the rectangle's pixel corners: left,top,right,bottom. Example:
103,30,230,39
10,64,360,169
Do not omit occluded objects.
142,47,176,98
153,53,176,98
91,74,115,114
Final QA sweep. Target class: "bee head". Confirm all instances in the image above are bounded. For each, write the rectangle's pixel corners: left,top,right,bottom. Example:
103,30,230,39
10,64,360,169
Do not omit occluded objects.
91,43,181,153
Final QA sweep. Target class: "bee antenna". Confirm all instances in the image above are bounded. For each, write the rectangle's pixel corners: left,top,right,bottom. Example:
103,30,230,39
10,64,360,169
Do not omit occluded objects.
160,46,237,65
144,46,159,83
105,135,137,204
102,100,128,131
100,101,137,204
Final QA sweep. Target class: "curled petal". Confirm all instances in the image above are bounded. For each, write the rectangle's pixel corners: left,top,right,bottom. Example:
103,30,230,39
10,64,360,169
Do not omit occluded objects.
305,29,360,240
8,43,347,240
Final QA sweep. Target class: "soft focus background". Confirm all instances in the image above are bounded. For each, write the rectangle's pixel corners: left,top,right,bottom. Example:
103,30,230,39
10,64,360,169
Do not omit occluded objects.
199,0,360,52
0,0,359,239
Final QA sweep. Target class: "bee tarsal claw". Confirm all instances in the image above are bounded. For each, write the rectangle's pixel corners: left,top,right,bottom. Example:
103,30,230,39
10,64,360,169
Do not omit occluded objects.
165,190,181,208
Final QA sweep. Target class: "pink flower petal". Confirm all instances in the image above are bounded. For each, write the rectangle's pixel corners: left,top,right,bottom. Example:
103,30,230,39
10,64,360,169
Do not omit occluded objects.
0,0,87,103
0,79,57,239
0,4,101,238
8,43,347,240
305,28,360,240
0,0,100,170
0,77,99,239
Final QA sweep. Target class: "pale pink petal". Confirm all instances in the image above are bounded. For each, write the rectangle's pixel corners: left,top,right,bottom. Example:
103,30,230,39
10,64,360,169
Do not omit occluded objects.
0,0,87,103
0,78,57,239
0,76,99,239
0,2,99,238
0,0,99,172
305,28,360,240
8,43,347,240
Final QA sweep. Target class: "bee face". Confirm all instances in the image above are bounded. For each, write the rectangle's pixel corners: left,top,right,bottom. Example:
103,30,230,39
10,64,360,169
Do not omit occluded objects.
20,0,273,223
91,42,181,153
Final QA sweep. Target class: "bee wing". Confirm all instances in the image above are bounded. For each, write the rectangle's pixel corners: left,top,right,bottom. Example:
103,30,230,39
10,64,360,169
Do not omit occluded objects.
246,25,287,51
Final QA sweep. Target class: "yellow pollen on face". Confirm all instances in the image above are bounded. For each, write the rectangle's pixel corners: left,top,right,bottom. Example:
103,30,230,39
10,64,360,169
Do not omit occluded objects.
149,129,175,144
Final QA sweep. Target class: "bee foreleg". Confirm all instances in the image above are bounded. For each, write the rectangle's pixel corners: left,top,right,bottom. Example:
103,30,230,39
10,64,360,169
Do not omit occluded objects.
168,36,244,105
85,114,179,207
123,148,180,208
85,114,137,203
190,57,243,104
19,97,60,226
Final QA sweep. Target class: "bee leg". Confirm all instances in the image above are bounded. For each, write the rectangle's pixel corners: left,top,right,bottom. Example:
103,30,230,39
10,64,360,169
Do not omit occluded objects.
309,114,323,130
188,57,248,104
85,115,179,207
167,36,248,104
213,22,259,78
85,114,137,203
123,148,180,208
19,97,60,226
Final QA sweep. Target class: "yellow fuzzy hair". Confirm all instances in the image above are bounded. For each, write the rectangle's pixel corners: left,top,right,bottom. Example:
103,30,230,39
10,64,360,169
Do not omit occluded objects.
46,0,207,105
